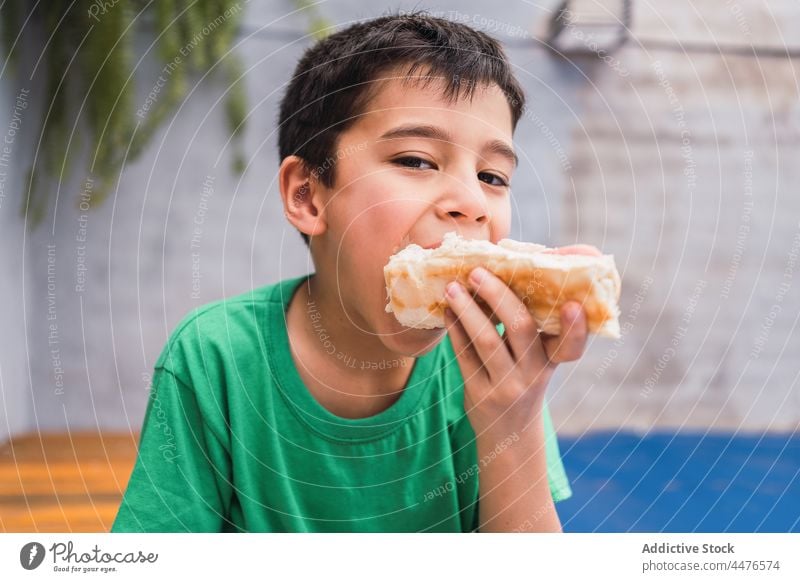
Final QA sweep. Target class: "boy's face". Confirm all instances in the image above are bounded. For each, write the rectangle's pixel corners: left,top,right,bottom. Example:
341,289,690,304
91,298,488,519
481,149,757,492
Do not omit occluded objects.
311,71,516,357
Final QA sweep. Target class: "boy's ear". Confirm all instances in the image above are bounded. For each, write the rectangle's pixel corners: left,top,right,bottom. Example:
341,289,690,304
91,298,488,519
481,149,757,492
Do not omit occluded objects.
279,155,327,240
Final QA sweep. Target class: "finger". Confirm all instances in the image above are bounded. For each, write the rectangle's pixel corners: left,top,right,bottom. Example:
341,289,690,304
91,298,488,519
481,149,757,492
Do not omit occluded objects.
466,267,546,366
444,307,485,383
445,280,515,379
542,301,588,363
541,244,602,257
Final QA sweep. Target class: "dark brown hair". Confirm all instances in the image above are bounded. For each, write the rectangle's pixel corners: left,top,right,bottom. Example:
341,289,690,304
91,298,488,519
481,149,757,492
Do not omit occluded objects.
277,11,526,246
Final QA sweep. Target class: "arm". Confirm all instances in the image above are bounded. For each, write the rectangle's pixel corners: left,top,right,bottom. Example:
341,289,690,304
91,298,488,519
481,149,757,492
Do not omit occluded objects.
111,366,232,532
475,407,561,532
444,251,598,532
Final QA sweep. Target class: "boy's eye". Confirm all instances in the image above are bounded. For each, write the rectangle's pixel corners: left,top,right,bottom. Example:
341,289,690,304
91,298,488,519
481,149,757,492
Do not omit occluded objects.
392,156,436,170
478,171,509,187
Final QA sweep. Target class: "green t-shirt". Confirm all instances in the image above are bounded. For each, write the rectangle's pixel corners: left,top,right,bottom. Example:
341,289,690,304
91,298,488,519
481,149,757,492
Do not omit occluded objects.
111,273,572,532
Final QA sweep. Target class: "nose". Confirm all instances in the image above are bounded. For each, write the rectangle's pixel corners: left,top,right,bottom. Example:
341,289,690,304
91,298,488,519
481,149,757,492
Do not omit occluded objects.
436,173,490,225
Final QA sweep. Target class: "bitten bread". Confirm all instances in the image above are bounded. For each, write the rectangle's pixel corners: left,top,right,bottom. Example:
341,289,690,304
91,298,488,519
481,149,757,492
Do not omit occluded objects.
384,231,622,338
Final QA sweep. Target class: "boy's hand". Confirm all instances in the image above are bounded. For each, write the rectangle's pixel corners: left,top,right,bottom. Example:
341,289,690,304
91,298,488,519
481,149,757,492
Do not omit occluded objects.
443,244,601,437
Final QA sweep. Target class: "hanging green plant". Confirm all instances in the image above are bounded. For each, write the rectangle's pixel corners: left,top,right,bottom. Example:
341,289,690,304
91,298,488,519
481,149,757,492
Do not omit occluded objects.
0,0,248,227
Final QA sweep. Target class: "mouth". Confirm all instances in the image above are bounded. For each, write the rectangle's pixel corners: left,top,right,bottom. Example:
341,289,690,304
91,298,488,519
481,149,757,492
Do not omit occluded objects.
393,230,485,254
392,233,446,254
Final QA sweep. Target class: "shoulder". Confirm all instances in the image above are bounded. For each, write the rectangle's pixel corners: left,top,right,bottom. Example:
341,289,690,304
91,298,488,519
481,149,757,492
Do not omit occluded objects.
153,280,285,375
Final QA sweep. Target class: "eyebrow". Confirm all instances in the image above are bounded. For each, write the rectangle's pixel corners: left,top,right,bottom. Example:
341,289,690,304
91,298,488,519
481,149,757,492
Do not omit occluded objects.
378,123,518,168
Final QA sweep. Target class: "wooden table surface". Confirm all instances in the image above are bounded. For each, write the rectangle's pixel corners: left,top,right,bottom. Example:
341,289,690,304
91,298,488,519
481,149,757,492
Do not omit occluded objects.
0,432,138,532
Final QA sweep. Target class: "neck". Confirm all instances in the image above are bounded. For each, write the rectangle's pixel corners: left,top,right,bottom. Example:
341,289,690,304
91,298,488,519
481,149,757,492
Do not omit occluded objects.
287,272,416,418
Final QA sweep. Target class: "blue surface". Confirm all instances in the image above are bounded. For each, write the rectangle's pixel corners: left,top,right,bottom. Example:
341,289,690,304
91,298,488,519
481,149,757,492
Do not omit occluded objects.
556,431,800,532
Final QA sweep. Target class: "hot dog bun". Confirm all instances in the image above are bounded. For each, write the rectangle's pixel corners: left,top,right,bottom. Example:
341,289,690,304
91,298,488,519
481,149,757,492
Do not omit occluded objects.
384,231,622,338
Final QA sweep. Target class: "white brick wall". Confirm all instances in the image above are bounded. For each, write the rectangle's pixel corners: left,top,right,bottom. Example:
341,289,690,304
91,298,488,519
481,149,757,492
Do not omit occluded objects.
549,0,800,433
0,86,29,442
2,0,798,438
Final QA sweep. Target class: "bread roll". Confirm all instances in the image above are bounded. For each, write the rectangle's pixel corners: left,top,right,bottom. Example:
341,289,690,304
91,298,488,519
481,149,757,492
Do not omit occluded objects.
384,231,622,338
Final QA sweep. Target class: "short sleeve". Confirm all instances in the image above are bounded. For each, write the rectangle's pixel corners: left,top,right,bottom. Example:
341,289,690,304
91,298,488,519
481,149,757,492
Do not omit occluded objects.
111,366,233,532
542,401,573,503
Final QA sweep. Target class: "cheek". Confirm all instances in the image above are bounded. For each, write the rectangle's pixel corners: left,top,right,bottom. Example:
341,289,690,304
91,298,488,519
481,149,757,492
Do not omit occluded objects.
490,197,512,240
329,166,426,292
338,202,415,268
336,177,423,257
326,208,394,291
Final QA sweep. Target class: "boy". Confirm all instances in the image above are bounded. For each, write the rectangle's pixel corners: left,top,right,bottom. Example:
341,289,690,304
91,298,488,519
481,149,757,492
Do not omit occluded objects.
112,12,597,533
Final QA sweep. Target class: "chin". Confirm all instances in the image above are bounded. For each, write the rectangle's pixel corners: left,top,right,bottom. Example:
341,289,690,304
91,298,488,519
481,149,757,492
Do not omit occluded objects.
379,316,447,357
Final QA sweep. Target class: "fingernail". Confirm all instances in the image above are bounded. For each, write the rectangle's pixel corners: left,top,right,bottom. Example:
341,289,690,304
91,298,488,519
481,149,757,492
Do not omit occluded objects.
446,282,462,298
469,267,485,284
